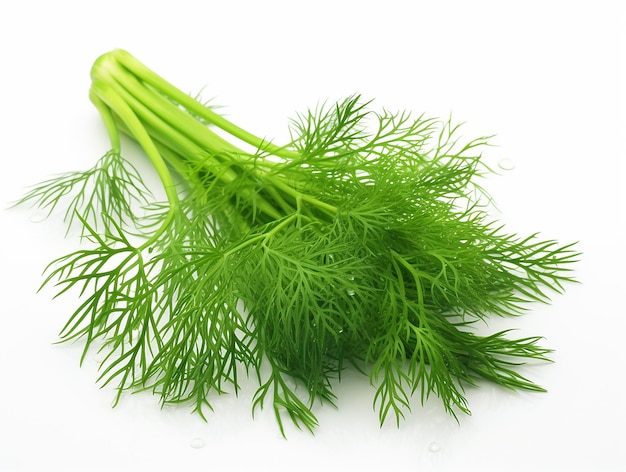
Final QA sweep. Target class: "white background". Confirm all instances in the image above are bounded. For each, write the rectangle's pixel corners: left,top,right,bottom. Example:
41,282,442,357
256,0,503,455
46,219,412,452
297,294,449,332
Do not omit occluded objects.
1,1,624,471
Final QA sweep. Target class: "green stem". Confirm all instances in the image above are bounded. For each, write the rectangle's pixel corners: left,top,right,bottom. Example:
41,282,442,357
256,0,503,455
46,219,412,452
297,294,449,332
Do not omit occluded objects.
93,53,286,222
224,213,298,257
268,175,338,217
89,80,178,248
111,49,300,160
89,91,121,153
108,60,243,158
91,49,338,226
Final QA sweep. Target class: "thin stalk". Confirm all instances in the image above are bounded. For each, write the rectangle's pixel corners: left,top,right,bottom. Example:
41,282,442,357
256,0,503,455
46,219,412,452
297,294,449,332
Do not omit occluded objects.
89,80,178,248
89,92,121,153
93,50,338,222
94,59,285,222
224,213,299,258
111,49,300,160
267,175,338,217
106,60,243,158
112,111,284,223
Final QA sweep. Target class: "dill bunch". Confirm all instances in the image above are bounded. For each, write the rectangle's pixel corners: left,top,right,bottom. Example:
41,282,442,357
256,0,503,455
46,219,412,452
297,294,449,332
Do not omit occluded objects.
18,49,578,435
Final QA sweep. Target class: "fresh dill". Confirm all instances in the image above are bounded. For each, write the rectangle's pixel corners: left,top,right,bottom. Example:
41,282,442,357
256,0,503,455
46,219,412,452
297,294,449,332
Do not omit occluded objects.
17,49,579,436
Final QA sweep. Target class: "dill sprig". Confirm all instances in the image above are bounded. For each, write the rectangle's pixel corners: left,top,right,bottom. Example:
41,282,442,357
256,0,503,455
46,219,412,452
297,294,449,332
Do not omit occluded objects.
17,49,579,436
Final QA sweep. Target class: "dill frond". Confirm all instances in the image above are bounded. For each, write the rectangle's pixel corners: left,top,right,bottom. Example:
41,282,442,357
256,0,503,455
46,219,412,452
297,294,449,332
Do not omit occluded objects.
16,49,580,435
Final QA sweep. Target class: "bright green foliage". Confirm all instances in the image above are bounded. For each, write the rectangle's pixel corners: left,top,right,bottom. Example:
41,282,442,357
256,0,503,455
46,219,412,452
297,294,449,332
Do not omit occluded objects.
18,49,578,435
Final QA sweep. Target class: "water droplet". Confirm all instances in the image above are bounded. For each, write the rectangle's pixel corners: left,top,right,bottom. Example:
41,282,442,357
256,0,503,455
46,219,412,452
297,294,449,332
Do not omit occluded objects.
428,441,441,453
346,289,355,296
498,158,515,171
28,212,47,224
190,438,205,449
338,328,344,334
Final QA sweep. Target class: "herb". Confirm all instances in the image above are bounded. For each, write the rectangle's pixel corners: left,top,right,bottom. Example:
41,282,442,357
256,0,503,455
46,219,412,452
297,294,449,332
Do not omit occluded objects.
18,49,578,435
